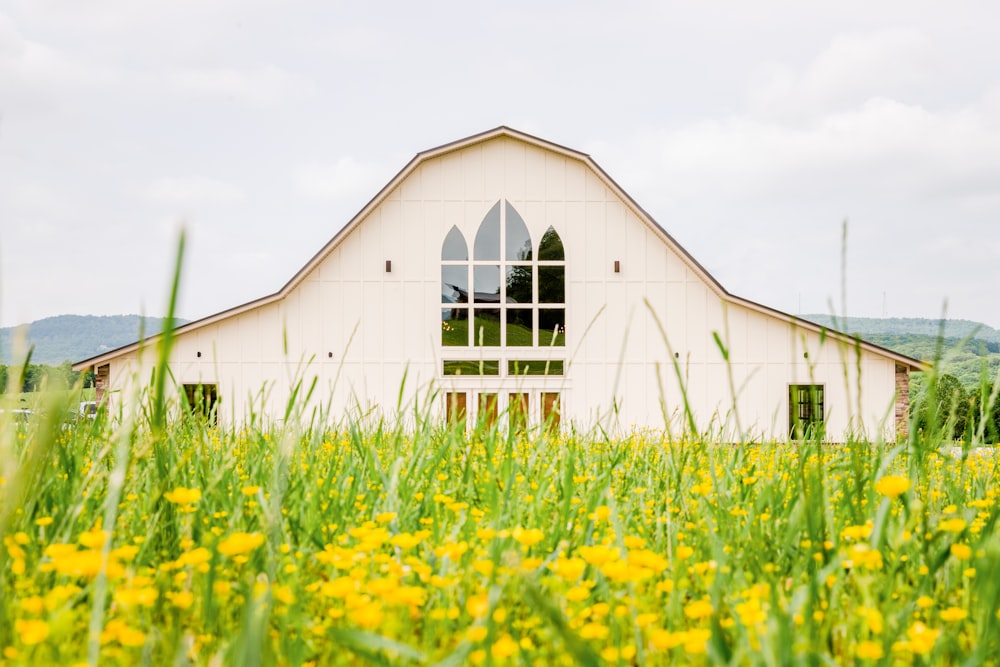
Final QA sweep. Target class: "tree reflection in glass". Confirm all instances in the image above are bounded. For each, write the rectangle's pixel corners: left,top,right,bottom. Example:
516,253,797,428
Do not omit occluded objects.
539,309,565,347
538,266,564,304
538,226,564,261
505,265,532,304
506,308,532,346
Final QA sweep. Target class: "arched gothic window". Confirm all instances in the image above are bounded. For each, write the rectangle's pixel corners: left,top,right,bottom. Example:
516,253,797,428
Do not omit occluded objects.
441,201,565,354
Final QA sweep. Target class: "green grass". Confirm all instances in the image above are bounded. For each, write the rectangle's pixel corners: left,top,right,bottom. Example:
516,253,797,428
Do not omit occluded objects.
1,378,998,665
442,318,563,347
2,236,997,665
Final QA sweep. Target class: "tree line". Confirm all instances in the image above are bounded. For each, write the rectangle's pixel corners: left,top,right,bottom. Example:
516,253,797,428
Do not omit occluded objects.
912,373,1000,444
0,362,95,394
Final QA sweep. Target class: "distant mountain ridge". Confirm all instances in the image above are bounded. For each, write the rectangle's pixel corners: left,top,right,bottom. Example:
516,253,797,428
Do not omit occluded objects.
797,315,1000,389
797,315,1000,344
1,315,188,365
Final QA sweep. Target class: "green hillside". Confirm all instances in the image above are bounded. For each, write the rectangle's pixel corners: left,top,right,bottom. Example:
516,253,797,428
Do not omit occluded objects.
1,314,187,365
799,315,1000,343
798,314,1000,389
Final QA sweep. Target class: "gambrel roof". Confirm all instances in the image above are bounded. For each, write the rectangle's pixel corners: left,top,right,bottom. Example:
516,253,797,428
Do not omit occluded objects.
75,126,928,372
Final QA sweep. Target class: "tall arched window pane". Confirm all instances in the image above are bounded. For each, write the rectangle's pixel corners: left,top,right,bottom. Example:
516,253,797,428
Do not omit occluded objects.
441,265,469,304
506,202,532,261
473,201,501,260
538,226,564,261
538,266,565,304
473,265,501,303
441,225,468,261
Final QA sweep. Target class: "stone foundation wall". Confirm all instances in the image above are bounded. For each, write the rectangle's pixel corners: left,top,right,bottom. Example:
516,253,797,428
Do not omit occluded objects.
895,364,910,440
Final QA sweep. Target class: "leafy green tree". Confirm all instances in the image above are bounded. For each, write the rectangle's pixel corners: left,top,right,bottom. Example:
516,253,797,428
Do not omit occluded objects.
967,386,1000,444
914,373,968,440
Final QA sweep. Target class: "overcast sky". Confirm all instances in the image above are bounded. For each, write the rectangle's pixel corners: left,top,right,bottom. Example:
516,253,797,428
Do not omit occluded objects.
1,0,998,333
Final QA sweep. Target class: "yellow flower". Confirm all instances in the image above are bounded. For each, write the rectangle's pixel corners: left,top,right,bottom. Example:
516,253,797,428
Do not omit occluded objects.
650,628,686,650
578,544,618,567
19,596,45,614
684,628,711,654
512,527,544,547
164,487,202,505
241,485,261,496
466,594,489,618
551,557,586,581
938,518,966,533
166,590,195,610
940,607,967,622
491,634,518,659
906,621,939,655
15,619,49,645
78,526,108,548
114,587,159,608
579,622,609,639
217,532,265,557
177,547,212,567
684,598,714,620
874,475,910,499
950,543,972,560
35,517,54,527
856,640,884,660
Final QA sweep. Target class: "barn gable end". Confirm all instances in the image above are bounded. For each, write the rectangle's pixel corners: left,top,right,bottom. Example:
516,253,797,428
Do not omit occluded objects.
75,127,925,440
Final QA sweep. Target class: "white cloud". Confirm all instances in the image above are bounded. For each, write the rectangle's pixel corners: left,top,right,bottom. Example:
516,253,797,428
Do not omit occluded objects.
0,13,116,96
625,95,1000,207
164,64,316,104
145,178,246,205
292,158,383,201
751,27,932,119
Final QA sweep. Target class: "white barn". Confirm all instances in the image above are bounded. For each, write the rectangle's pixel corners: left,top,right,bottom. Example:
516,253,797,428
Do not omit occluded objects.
75,127,924,441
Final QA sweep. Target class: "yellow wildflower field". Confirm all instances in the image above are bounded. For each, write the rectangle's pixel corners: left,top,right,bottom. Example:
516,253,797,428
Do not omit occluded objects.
1,413,999,665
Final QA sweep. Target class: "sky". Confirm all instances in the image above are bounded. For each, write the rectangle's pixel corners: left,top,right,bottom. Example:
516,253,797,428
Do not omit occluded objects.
1,0,998,332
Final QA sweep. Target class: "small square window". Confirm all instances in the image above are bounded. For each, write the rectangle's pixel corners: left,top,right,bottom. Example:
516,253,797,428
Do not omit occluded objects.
789,384,824,438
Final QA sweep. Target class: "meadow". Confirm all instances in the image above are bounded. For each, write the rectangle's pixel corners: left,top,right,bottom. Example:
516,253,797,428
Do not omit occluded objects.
1,373,999,666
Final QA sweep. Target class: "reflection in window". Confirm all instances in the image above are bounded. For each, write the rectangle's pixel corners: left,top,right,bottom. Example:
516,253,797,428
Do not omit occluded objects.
441,201,566,355
446,392,467,428
505,265,532,304
539,309,565,347
538,226,564,261
441,265,469,304
442,309,468,346
474,201,501,260
506,202,532,261
473,265,501,303
442,226,468,261
473,309,501,346
542,392,561,431
509,393,529,433
478,393,498,428
505,309,532,346
538,266,565,304
444,360,499,375
509,360,564,375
